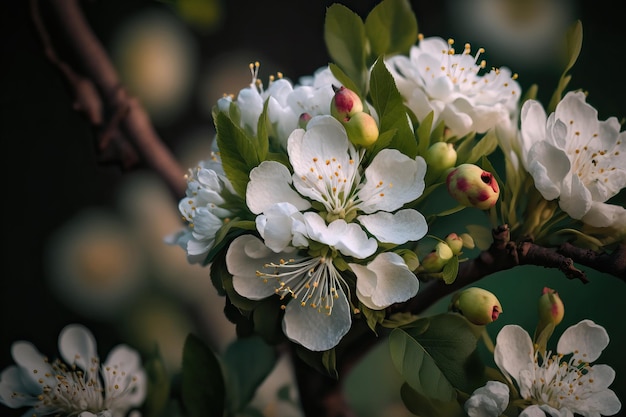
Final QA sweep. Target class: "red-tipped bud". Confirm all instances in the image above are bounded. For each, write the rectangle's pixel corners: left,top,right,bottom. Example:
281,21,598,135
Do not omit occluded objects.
342,111,379,147
450,287,502,325
445,233,464,255
421,241,453,273
446,164,500,210
538,287,564,328
298,112,312,129
331,85,363,120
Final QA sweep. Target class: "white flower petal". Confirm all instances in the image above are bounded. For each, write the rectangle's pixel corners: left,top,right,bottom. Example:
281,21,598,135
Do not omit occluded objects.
357,151,426,213
11,341,55,392
494,325,534,386
0,366,39,408
464,381,509,417
581,201,626,228
256,202,308,253
527,141,570,200
557,319,609,362
351,252,418,309
246,161,311,215
282,286,351,351
357,209,427,244
58,324,98,372
303,214,377,259
226,234,291,300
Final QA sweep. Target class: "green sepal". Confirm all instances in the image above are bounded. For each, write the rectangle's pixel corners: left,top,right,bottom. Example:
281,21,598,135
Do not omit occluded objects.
294,345,339,379
181,333,225,417
360,304,386,335
442,255,459,284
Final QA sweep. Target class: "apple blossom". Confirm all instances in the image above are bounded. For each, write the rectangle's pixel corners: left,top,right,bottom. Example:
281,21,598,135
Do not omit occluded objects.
519,90,626,227
0,324,146,417
385,36,521,138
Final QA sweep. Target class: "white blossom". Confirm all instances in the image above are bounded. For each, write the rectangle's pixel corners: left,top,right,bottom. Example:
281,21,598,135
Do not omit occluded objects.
385,36,521,138
519,90,626,227
0,324,146,417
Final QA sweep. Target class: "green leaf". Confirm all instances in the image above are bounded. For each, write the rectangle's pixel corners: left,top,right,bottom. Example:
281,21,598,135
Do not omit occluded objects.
361,304,386,334
548,20,582,113
255,99,270,162
389,327,457,401
252,295,287,345
466,130,498,164
400,383,466,417
215,112,261,197
369,57,418,158
181,333,225,417
223,335,277,412
413,313,481,392
364,0,418,62
442,255,459,284
324,3,368,94
328,63,361,96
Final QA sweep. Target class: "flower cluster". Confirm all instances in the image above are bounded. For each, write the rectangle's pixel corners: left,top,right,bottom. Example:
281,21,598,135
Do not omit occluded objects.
166,0,626,360
0,324,146,417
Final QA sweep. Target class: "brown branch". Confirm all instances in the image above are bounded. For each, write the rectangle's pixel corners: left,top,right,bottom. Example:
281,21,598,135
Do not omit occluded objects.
32,0,187,198
558,241,626,279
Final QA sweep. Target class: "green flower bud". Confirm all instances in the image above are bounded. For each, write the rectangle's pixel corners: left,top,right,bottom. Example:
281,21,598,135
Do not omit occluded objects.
537,287,564,328
446,164,500,210
343,111,379,147
330,85,363,120
445,233,464,255
450,287,502,325
425,142,457,179
421,241,453,273
396,249,420,272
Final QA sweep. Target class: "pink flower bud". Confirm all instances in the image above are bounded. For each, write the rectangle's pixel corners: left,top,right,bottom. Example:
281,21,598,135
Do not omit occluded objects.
445,233,464,255
331,85,363,120
446,164,500,210
450,287,502,325
342,111,379,147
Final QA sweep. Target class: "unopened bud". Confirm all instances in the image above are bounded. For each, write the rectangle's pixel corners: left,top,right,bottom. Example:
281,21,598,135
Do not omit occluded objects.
460,233,475,250
396,249,420,272
446,164,500,210
538,287,564,328
343,111,379,147
331,85,363,120
421,242,453,273
450,287,502,325
425,142,457,179
298,112,312,129
445,233,464,255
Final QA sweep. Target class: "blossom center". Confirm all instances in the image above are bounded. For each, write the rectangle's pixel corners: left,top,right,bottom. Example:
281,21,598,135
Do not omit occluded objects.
256,256,348,315
528,351,596,410
299,151,364,221
567,123,620,187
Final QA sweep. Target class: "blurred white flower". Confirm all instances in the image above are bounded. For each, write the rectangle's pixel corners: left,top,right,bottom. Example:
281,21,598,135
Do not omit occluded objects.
520,91,626,227
110,7,197,125
385,36,521,138
0,324,146,417
46,209,147,320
